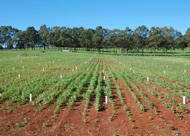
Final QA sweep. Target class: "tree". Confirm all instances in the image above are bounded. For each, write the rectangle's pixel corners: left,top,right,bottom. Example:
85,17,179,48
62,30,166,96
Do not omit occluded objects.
79,28,94,51
134,25,149,56
92,26,105,53
185,27,190,47
25,27,39,50
175,36,188,53
39,24,50,50
0,26,18,49
105,29,120,55
160,27,173,56
169,27,181,55
148,27,162,56
0,45,3,49
116,27,133,56
7,38,13,49
13,30,26,50
48,26,62,49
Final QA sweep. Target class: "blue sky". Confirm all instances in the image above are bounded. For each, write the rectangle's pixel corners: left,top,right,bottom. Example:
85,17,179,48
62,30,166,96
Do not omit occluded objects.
1,0,190,34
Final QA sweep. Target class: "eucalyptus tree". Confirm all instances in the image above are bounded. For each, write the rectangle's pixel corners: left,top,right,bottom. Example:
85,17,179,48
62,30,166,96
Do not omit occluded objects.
39,24,50,50
0,26,18,49
13,30,26,50
0,45,3,49
25,27,39,50
160,27,173,56
70,27,84,52
115,27,133,56
148,27,162,56
7,38,13,49
105,29,120,54
92,26,105,53
79,28,94,51
169,27,182,55
175,36,188,53
134,25,149,56
102,29,112,54
48,26,62,48
58,27,69,48
184,27,190,47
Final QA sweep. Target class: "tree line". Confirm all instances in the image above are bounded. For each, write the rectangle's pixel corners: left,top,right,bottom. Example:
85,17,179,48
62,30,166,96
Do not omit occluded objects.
0,25,190,56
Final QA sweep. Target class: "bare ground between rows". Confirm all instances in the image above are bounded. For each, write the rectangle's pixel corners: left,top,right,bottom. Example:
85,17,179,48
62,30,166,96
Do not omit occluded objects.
116,79,172,135
140,81,190,135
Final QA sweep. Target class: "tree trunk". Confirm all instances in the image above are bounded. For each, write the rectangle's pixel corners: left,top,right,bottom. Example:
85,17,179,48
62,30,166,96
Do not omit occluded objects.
43,44,45,50
172,47,173,56
121,48,124,56
165,48,167,56
141,47,144,56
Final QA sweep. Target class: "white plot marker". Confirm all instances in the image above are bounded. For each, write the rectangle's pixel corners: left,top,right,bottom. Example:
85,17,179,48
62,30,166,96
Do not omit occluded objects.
18,74,20,79
13,67,15,70
60,75,62,80
133,70,135,73
167,65,168,68
130,68,131,71
184,69,186,73
75,67,77,70
103,70,104,73
72,69,74,72
147,77,149,82
105,96,108,104
103,76,105,80
22,66,24,69
164,70,166,74
18,55,19,57
43,68,44,71
183,96,186,104
30,94,32,101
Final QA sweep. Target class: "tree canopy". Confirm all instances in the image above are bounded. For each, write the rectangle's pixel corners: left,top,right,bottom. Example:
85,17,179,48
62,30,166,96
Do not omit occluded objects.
0,25,189,56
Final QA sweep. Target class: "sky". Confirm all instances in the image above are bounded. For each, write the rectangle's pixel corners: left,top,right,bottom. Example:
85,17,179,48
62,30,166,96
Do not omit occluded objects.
1,0,190,34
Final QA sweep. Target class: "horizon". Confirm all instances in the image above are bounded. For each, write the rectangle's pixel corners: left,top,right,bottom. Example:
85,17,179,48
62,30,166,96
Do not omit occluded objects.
1,0,190,34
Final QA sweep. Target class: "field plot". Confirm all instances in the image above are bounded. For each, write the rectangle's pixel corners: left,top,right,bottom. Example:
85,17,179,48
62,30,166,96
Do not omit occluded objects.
0,51,190,135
